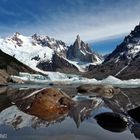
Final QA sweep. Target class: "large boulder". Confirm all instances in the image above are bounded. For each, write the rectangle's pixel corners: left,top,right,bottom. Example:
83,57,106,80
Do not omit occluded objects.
25,88,75,121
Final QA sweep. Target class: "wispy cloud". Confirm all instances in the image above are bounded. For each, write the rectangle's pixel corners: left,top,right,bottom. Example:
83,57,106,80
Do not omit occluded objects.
0,7,18,16
0,0,140,44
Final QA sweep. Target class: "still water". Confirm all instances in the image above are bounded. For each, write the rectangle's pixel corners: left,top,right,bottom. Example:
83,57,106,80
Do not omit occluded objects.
0,84,140,140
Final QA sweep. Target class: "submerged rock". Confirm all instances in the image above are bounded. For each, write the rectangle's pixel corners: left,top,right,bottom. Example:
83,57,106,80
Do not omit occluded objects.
94,112,128,132
77,84,121,98
26,88,75,121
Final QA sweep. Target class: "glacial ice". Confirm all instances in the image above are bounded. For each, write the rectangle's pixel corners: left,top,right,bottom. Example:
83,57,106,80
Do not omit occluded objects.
11,72,140,88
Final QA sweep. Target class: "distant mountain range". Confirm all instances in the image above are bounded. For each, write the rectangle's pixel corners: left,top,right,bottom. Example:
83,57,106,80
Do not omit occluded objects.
86,23,140,79
0,32,102,74
0,23,140,82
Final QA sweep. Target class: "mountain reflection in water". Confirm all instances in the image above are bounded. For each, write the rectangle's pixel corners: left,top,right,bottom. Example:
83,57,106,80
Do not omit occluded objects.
0,85,140,140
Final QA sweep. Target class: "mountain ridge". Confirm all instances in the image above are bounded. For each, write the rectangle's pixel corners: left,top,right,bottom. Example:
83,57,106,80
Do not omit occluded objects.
0,50,38,84
0,33,102,74
86,23,140,80
1,23,140,80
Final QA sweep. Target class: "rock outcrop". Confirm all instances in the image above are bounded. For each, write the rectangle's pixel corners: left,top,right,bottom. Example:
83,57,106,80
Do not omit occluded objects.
67,35,102,63
32,33,68,57
37,53,79,74
18,88,75,121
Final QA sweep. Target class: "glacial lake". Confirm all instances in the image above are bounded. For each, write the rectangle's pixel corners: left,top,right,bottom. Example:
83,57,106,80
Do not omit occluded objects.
0,84,140,140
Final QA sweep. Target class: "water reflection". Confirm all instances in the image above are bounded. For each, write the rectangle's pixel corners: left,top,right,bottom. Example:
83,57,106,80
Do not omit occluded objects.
94,112,128,132
0,86,140,140
127,106,140,123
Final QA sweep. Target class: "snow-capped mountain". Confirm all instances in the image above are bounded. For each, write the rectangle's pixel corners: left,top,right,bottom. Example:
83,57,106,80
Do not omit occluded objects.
0,49,37,84
32,33,68,57
86,23,140,80
67,35,103,64
0,32,103,74
105,23,140,62
0,32,54,71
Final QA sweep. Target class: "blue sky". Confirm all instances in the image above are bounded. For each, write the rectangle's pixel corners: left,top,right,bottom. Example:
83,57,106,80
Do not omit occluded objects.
0,0,140,53
90,35,124,54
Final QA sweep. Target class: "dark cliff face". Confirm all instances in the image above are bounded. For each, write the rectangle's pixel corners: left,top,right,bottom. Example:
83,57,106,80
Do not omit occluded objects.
67,35,102,63
31,34,96,73
85,23,140,80
105,23,140,63
37,53,79,74
36,35,103,74
0,50,37,84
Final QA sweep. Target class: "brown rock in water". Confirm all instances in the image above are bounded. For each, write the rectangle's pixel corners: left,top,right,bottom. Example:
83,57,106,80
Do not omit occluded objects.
77,84,121,98
27,88,75,121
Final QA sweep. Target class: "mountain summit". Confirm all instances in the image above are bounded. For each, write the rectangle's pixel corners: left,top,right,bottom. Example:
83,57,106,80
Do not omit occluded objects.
0,33,102,74
67,35,103,63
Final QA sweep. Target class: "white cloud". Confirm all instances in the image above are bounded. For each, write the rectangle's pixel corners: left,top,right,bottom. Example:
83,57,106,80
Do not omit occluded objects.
0,0,140,45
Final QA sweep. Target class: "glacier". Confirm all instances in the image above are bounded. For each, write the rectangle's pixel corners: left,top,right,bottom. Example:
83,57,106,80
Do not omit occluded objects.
11,72,140,88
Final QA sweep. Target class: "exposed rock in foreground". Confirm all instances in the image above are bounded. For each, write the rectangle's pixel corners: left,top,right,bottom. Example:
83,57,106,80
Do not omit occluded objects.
13,88,75,121
0,85,140,136
28,88,75,121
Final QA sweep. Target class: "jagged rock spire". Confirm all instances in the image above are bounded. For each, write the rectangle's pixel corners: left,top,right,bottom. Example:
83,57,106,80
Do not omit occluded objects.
76,34,81,43
67,35,103,63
